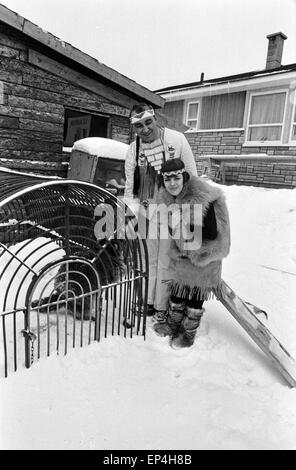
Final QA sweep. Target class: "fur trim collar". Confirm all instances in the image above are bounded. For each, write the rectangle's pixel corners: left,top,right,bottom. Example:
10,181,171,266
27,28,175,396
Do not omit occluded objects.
158,176,225,216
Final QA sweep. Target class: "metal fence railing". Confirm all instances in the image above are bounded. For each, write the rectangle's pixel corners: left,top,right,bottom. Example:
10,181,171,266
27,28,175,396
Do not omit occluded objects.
0,169,148,377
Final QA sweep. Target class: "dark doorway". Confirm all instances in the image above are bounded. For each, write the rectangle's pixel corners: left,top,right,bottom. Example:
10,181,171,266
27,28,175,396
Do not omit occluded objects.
64,109,109,147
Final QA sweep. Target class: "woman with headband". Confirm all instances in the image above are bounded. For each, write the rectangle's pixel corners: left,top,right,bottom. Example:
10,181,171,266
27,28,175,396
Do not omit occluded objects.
154,158,231,349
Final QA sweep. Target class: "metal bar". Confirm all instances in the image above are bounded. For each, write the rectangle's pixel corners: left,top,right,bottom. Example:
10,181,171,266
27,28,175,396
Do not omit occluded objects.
95,288,104,342
64,261,69,356
72,298,76,349
2,315,8,377
104,288,109,338
56,302,60,355
88,293,93,344
47,304,50,356
0,179,114,209
37,307,40,359
0,241,37,276
4,240,63,313
92,293,97,341
13,312,17,371
64,186,70,257
111,285,115,336
141,238,149,339
23,308,30,369
134,278,141,336
123,278,128,338
0,307,27,316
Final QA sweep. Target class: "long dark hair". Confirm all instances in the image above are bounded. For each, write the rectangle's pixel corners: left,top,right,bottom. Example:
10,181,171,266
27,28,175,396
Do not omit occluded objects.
133,135,141,197
159,158,190,186
130,103,158,197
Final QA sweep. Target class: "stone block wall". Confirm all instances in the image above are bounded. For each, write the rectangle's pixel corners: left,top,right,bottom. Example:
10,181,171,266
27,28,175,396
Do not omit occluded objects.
0,23,131,177
186,130,296,188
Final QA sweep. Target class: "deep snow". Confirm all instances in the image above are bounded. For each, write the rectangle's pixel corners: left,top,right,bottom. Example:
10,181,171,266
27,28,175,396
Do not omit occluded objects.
1,183,296,450
73,137,128,160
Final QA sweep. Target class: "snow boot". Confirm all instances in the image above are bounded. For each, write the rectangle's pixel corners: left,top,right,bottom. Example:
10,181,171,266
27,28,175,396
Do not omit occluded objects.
151,309,167,327
146,304,155,316
153,299,186,337
171,307,204,349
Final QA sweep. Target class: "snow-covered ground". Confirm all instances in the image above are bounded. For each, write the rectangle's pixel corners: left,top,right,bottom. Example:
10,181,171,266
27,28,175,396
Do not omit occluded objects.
1,183,296,450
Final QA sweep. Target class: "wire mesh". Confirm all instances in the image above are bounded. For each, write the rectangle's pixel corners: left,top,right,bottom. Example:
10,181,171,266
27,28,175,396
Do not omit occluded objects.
0,169,148,377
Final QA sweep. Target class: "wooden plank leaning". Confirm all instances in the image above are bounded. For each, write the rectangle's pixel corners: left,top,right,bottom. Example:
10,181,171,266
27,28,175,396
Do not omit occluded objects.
219,279,296,388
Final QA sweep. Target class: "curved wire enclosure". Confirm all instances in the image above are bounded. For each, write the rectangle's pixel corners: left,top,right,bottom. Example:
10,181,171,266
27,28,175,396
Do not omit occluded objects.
0,168,148,377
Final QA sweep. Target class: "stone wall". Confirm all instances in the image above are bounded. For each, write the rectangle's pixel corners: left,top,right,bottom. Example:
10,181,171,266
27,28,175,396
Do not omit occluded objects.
0,23,131,177
186,129,296,188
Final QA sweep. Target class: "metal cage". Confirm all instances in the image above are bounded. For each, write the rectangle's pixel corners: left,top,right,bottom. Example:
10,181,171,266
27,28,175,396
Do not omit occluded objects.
0,168,148,377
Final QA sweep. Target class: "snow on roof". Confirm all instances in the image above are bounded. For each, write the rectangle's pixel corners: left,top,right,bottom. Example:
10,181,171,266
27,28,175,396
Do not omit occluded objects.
155,63,296,94
0,165,60,179
0,4,164,108
72,138,128,161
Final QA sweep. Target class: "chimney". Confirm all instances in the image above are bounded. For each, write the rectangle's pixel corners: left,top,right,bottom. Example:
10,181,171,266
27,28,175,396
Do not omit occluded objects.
265,32,287,70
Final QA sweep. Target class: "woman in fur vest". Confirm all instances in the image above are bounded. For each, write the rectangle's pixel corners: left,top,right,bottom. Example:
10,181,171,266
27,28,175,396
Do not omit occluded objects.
153,158,231,349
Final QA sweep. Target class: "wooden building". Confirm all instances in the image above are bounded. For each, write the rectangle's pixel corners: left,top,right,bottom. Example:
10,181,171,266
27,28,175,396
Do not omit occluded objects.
0,4,169,177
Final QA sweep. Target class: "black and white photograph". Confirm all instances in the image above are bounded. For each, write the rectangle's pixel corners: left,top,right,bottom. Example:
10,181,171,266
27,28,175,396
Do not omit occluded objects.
0,0,296,452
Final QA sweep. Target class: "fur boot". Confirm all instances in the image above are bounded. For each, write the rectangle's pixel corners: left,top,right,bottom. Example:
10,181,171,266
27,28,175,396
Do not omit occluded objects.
153,299,186,337
171,307,204,349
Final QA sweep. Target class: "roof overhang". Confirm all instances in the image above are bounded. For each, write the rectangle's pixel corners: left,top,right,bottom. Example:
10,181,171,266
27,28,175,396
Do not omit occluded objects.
0,4,164,108
158,70,296,101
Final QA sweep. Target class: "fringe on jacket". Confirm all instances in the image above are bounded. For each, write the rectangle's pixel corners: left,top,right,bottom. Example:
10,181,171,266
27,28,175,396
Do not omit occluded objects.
158,176,231,301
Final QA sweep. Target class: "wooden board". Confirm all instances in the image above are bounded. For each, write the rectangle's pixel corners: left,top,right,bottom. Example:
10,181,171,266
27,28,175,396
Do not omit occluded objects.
219,279,296,388
67,151,98,182
0,157,67,174
0,3,164,107
28,50,135,111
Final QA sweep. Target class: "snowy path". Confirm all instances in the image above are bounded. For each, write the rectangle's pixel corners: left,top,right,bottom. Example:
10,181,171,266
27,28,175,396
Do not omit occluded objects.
1,184,296,450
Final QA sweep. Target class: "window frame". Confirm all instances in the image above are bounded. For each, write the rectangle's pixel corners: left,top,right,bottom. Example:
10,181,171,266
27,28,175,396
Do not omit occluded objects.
245,89,288,145
63,108,110,151
289,91,296,143
199,91,246,130
185,100,200,130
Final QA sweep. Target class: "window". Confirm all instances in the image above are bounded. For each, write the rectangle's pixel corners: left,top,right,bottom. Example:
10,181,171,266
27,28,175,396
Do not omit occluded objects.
63,109,109,148
200,92,246,129
290,101,296,142
163,100,184,123
246,91,287,143
186,102,199,129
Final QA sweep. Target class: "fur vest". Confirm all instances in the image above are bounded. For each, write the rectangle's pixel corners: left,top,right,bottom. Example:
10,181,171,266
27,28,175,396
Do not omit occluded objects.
157,176,231,300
